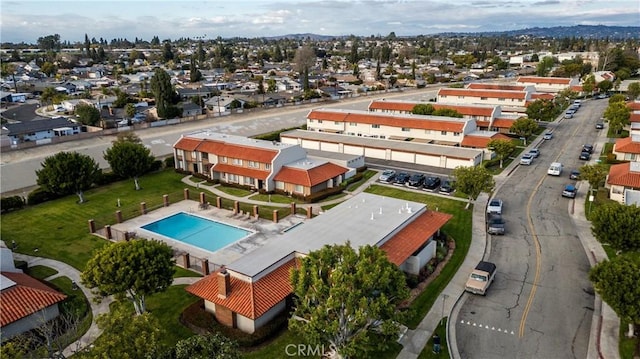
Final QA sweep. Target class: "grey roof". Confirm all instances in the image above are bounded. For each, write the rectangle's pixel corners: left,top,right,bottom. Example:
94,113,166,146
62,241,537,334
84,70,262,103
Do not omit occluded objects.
2,117,78,135
226,192,427,278
281,129,483,160
305,148,363,161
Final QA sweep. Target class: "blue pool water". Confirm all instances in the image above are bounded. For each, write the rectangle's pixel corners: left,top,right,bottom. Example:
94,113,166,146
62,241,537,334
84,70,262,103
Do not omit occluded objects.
142,212,251,252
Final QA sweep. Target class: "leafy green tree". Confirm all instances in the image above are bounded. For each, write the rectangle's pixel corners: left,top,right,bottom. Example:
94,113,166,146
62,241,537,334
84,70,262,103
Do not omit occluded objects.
604,101,631,135
412,104,434,115
608,94,626,104
125,103,136,119
84,305,166,358
113,89,129,108
590,203,640,252
510,117,539,138
162,41,174,62
582,74,596,95
627,82,640,100
589,254,640,338
74,103,101,126
40,87,58,106
432,108,462,117
487,138,515,168
172,333,242,359
452,165,495,209
189,56,203,83
36,151,100,203
597,79,613,93
536,56,554,77
525,99,556,122
82,239,175,315
290,243,409,358
104,135,155,190
579,163,609,191
150,68,180,119
40,62,57,77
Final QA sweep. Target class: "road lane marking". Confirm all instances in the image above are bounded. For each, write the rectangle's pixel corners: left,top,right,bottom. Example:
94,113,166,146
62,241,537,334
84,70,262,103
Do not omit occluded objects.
518,117,583,338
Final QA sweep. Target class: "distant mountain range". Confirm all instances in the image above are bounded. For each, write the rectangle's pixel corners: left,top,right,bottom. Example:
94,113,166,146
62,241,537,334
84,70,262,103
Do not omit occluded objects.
268,25,640,40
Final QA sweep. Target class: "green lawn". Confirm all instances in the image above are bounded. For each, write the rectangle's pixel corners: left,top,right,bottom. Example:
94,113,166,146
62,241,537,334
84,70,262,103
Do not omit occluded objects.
418,318,449,358
146,285,200,347
49,276,93,351
214,185,253,198
248,192,305,204
0,170,195,270
25,265,58,280
173,266,203,278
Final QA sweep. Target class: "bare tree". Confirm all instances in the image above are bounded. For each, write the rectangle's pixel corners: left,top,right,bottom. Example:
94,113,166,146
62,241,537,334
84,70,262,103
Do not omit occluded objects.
293,46,316,91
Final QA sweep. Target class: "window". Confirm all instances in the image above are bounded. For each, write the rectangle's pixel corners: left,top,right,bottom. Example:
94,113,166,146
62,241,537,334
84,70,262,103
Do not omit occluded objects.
425,130,431,134
232,158,242,165
265,163,271,170
498,98,505,101
349,122,357,126
441,131,447,135
458,96,463,99
276,181,285,190
480,97,487,100
294,185,303,193
453,132,460,136
334,121,340,125
201,153,208,160
248,161,258,168
318,120,323,124
192,151,197,158
372,124,380,129
220,156,227,163
401,127,410,132
244,177,253,184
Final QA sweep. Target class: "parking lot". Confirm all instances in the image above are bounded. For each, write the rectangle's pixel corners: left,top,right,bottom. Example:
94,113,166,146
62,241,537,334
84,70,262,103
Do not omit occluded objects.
374,167,457,196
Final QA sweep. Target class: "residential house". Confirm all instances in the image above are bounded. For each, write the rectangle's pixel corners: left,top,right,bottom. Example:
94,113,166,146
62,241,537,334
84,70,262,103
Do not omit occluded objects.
630,123,640,136
0,242,67,341
515,76,579,93
173,131,350,196
606,161,640,204
628,101,640,124
185,192,452,334
437,87,531,108
593,71,616,84
306,108,476,145
2,117,82,144
181,102,203,117
612,135,640,161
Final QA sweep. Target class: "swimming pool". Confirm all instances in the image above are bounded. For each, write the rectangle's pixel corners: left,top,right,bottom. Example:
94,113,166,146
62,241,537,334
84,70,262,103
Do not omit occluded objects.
142,212,251,252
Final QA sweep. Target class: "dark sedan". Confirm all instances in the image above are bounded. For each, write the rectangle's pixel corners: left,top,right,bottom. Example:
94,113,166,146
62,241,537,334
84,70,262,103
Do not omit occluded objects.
423,176,441,191
393,172,410,186
407,173,426,188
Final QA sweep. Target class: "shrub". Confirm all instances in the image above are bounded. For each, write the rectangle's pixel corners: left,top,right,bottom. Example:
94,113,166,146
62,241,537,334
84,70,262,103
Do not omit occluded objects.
163,156,175,168
149,159,163,172
27,187,60,205
1,196,25,213
95,171,123,186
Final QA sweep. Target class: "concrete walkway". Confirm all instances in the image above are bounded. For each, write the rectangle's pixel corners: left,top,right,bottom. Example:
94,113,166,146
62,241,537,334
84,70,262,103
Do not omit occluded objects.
13,253,204,357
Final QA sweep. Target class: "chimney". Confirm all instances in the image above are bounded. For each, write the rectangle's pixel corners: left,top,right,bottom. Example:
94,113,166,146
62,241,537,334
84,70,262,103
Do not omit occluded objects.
218,269,231,298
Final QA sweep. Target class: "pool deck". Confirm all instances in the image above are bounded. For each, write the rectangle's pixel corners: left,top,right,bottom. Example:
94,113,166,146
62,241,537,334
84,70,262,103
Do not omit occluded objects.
111,199,307,269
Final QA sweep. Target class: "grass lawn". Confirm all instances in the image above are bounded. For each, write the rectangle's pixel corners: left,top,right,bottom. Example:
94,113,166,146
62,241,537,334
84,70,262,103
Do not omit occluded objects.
49,276,93,350
363,185,472,328
214,185,253,198
25,265,58,280
173,266,203,278
0,170,196,270
248,192,305,204
346,170,377,192
146,285,200,347
417,318,449,358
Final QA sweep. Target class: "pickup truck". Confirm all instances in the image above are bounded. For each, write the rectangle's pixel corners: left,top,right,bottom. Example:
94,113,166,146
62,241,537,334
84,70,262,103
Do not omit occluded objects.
465,261,497,295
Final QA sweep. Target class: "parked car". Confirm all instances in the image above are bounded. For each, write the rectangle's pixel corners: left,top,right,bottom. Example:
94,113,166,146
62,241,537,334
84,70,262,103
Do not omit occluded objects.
379,169,396,183
543,132,553,140
564,112,574,119
595,122,604,129
407,173,425,188
487,198,503,215
562,184,577,198
529,148,540,158
393,172,410,186
423,176,441,191
570,170,580,180
520,153,534,165
487,214,506,235
582,144,594,154
579,151,591,160
439,180,454,194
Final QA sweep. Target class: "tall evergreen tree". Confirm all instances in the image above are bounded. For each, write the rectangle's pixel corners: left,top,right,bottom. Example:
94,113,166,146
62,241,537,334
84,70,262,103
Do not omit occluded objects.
150,68,179,119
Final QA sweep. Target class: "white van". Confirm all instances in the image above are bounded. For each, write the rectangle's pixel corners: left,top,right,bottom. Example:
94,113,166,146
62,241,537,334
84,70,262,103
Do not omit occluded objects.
547,162,563,176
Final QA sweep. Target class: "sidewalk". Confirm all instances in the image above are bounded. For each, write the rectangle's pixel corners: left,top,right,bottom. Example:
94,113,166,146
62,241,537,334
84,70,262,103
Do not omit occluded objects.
12,253,205,356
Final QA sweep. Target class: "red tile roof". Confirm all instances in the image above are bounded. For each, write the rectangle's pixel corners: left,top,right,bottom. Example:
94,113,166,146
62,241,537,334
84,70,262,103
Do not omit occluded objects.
531,93,555,100
461,133,511,148
174,137,202,151
475,120,491,128
380,211,452,265
607,162,640,188
628,102,640,111
197,140,226,153
213,163,271,180
368,100,496,118
614,137,640,154
438,88,527,100
216,143,278,163
308,109,466,132
273,162,348,186
466,83,527,91
491,118,516,129
1,272,67,326
516,76,571,85
630,112,640,123
185,259,298,320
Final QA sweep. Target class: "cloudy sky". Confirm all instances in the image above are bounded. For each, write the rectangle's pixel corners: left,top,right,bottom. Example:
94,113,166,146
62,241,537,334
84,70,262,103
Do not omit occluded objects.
1,0,638,44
